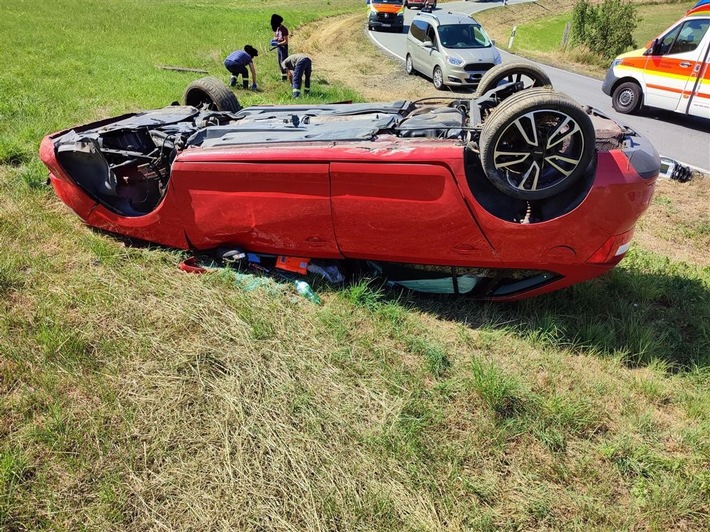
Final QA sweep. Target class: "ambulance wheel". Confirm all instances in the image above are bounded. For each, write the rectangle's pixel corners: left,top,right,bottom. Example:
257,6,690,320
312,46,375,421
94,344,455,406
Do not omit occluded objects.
612,81,643,114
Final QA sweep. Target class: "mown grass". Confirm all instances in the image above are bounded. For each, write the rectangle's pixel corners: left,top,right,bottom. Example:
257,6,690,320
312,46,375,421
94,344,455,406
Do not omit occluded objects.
1,0,709,530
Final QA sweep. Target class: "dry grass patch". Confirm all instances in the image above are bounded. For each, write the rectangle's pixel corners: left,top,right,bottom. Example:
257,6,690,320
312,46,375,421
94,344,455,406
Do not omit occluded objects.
635,176,710,267
300,14,452,102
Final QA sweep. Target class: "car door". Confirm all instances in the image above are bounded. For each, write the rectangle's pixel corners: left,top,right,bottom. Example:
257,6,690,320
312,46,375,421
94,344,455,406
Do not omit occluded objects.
330,160,497,264
681,19,710,118
409,19,429,71
169,158,340,255
644,17,710,115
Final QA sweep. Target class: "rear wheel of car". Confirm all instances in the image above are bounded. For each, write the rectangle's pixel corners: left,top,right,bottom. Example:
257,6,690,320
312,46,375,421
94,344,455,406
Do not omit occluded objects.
433,66,445,90
474,62,551,98
405,54,415,75
479,88,595,200
184,77,241,112
611,81,643,114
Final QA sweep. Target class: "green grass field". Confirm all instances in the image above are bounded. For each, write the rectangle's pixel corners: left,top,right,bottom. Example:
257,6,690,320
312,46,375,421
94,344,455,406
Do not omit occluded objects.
1,0,709,530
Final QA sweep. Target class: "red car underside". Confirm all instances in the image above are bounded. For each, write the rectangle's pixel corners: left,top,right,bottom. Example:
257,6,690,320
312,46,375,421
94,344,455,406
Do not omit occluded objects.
39,101,656,300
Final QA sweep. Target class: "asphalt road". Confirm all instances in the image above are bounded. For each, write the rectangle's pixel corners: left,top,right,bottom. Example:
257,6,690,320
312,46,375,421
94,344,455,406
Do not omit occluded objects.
368,0,710,171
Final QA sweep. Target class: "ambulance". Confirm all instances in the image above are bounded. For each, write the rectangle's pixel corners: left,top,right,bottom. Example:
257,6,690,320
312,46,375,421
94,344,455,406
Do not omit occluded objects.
601,0,710,118
367,0,405,33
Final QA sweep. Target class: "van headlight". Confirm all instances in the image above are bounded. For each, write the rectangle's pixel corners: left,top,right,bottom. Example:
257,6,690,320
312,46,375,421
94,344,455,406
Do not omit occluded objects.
611,59,622,68
446,57,463,66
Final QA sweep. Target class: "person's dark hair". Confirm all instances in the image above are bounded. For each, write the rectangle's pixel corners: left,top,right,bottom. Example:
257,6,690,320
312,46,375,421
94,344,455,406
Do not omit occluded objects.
244,45,258,58
271,14,283,32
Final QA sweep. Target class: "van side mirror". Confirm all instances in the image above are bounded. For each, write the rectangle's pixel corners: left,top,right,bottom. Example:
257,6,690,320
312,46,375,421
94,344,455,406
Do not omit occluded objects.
423,40,434,48
646,38,662,56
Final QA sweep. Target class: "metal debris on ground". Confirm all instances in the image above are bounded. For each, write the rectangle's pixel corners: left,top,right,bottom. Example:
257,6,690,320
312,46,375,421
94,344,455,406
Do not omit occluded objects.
659,157,694,183
179,252,344,303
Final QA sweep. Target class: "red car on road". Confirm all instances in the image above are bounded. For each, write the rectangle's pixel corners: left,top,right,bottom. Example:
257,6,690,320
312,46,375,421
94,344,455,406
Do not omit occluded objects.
405,0,437,10
39,64,659,300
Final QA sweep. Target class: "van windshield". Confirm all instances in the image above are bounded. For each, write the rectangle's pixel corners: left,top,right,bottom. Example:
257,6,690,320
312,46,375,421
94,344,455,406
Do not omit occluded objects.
438,24,492,49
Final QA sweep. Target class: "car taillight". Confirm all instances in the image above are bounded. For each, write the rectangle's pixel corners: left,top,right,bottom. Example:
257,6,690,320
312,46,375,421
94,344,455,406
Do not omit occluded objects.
587,229,634,264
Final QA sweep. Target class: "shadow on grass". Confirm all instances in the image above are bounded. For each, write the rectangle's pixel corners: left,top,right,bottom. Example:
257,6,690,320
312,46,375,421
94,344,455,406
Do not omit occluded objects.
380,264,710,372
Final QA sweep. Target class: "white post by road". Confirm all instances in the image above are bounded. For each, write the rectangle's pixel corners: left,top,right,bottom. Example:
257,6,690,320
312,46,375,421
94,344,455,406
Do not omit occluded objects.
508,26,517,49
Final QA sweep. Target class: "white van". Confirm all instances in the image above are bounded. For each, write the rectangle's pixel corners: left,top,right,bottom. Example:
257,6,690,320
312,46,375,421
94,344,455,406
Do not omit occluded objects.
601,0,710,118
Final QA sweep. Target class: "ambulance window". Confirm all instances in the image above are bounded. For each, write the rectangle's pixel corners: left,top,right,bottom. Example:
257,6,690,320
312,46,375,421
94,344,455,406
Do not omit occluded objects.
668,20,709,55
657,25,681,55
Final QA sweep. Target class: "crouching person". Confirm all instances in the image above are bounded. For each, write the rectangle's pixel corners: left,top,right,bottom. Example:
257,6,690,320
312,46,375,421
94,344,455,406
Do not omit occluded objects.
224,45,259,90
282,54,312,98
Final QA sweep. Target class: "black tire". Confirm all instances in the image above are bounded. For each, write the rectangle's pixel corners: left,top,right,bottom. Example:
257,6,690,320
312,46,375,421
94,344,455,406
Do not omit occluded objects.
474,61,552,97
405,54,415,75
611,81,643,114
433,66,445,90
183,77,241,112
479,88,595,200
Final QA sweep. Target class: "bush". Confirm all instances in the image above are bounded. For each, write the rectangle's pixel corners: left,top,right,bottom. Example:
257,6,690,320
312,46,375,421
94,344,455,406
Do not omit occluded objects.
571,0,638,60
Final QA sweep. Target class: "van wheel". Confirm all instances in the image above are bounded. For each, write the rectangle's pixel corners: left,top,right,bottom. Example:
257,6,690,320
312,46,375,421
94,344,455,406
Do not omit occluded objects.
405,55,415,75
433,66,445,90
612,82,643,114
183,77,241,113
479,88,595,200
475,62,551,97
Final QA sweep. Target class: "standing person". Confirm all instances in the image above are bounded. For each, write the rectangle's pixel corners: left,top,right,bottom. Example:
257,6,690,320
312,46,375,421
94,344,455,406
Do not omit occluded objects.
223,45,259,90
282,53,312,98
271,14,289,81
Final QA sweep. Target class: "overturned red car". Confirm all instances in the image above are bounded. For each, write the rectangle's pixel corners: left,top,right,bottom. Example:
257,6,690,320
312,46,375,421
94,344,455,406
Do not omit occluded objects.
39,64,659,300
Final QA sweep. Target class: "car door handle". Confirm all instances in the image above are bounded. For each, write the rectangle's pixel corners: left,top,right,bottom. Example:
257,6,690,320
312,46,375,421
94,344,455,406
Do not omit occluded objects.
679,62,692,68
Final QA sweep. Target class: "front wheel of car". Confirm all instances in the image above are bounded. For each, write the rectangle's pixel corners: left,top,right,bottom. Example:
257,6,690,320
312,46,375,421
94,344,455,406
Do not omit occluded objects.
474,62,551,98
432,66,445,90
612,81,643,114
183,77,241,113
405,54,415,75
479,88,595,200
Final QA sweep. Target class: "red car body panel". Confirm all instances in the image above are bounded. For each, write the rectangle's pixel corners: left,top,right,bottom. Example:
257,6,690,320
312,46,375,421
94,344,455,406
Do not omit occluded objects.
39,97,658,301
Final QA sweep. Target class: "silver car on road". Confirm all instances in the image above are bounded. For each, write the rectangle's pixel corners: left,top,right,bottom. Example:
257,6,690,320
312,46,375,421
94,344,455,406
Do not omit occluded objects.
406,11,502,89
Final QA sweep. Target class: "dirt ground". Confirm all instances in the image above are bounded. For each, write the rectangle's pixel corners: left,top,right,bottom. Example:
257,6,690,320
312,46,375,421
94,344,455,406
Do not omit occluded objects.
298,13,448,102
298,13,710,268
